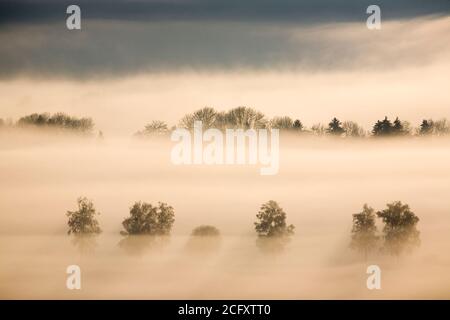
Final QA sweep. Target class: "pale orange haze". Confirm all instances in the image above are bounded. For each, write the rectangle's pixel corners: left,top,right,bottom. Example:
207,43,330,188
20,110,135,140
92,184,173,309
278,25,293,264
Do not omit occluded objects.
1,17,450,299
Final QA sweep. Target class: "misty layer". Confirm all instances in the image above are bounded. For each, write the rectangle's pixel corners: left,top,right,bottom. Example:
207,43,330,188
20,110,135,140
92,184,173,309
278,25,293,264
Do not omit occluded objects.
1,135,450,298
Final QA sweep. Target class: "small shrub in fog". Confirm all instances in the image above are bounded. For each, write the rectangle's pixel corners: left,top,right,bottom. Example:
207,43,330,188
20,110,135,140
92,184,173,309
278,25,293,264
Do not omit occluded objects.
350,204,379,259
186,225,221,254
377,201,420,256
135,120,169,137
66,197,102,235
254,200,294,238
191,225,220,237
121,201,175,236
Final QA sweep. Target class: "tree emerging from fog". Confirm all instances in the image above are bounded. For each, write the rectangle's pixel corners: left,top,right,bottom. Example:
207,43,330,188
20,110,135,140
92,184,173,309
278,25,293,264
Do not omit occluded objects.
66,197,102,235
121,201,175,236
350,204,379,259
377,201,420,256
372,116,410,137
255,201,295,238
186,225,221,254
327,117,345,136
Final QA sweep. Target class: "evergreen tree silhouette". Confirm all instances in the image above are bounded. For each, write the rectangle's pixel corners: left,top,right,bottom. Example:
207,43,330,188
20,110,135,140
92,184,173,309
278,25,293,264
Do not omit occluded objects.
327,117,345,135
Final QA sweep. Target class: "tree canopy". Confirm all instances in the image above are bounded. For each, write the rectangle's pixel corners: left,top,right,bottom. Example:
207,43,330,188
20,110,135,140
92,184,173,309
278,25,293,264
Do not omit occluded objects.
350,204,379,259
254,200,295,238
372,116,409,136
121,201,175,236
66,197,102,235
376,201,420,256
191,225,220,237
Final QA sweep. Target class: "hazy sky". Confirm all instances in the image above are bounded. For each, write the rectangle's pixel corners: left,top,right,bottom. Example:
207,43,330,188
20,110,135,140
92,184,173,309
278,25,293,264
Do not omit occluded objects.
0,1,449,134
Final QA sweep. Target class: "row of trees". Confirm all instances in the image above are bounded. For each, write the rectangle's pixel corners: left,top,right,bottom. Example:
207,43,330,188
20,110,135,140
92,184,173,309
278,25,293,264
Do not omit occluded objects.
135,106,450,138
2,109,448,138
0,112,94,133
67,197,420,257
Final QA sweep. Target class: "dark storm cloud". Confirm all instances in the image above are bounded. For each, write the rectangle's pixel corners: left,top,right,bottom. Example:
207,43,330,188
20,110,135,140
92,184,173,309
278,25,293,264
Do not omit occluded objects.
1,0,449,25
0,0,449,78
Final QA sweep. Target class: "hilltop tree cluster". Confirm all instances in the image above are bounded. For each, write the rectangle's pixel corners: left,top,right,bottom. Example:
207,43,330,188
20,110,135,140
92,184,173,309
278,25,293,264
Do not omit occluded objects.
1,112,94,133
134,106,450,138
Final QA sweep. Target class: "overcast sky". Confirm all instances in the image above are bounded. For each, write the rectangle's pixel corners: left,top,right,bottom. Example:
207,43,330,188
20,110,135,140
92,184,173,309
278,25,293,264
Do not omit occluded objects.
0,0,449,78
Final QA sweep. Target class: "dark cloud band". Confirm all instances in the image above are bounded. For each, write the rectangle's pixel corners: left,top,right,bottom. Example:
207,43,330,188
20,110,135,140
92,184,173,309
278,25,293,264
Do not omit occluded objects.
0,0,449,78
1,0,449,25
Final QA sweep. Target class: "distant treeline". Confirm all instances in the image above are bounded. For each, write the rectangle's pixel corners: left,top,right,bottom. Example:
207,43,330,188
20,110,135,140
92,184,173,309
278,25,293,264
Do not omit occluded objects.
2,108,449,138
0,112,94,133
135,106,450,138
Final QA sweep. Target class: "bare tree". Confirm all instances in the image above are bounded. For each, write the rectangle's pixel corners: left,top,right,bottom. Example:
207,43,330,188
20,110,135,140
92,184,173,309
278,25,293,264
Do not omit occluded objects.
343,121,366,138
135,120,169,137
179,107,217,129
222,106,267,129
270,116,294,130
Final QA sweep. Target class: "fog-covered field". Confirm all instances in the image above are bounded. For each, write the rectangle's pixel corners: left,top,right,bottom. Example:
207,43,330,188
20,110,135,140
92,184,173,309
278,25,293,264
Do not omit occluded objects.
1,131,450,299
